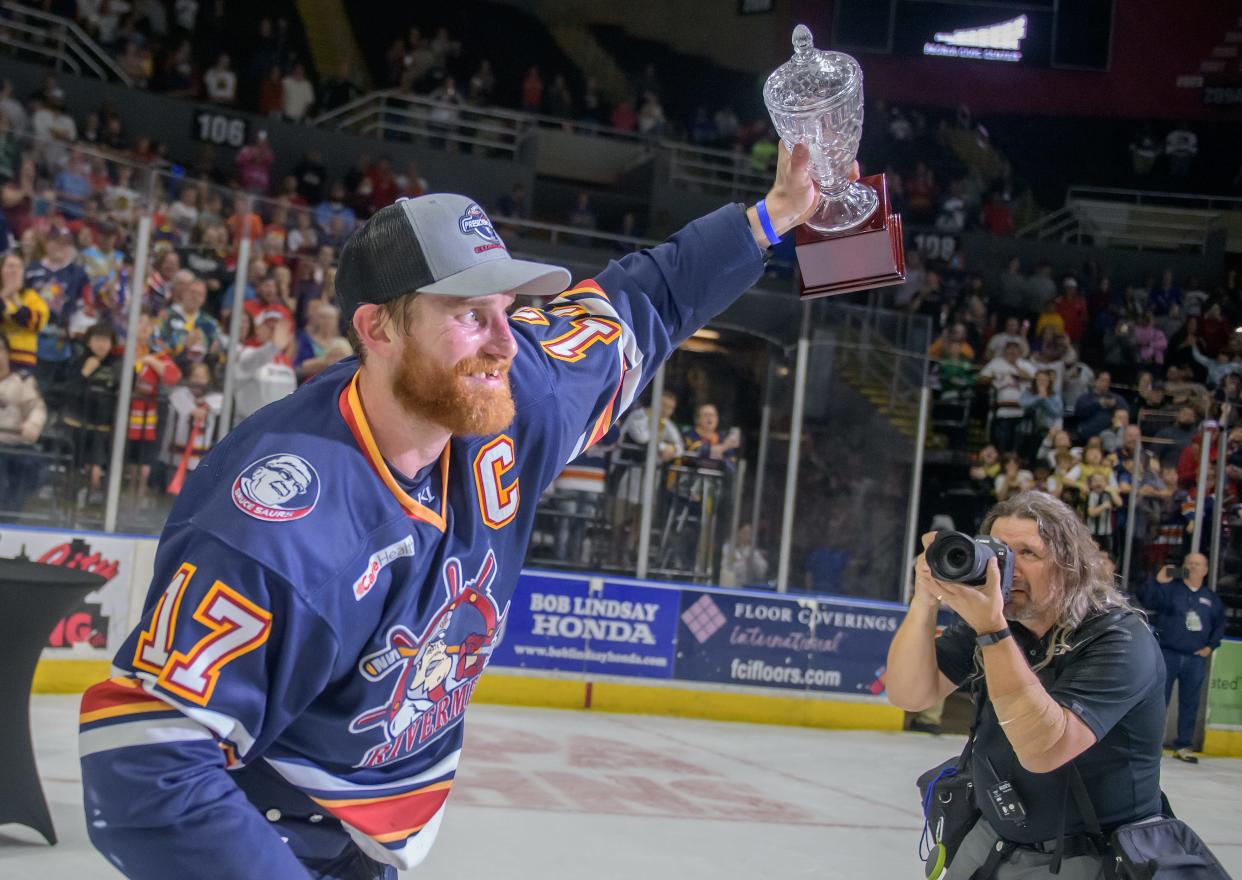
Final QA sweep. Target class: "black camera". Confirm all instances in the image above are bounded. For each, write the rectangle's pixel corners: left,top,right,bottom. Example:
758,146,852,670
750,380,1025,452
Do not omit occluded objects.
926,531,1014,602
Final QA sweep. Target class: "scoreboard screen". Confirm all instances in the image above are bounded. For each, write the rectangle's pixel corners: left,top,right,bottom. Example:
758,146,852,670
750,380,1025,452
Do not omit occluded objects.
833,0,1113,71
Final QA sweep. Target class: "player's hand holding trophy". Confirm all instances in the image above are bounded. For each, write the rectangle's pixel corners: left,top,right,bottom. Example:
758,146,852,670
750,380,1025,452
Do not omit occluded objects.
763,24,905,298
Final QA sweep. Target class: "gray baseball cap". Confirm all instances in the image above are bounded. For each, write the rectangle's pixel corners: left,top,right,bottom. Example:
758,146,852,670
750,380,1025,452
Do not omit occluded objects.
335,193,571,318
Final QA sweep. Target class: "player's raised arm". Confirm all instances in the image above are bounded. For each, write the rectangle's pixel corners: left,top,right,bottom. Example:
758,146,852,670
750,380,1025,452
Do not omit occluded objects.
506,142,820,468
79,531,339,879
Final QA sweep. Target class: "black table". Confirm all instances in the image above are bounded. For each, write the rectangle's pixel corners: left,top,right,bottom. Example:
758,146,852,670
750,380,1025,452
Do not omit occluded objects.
0,557,107,845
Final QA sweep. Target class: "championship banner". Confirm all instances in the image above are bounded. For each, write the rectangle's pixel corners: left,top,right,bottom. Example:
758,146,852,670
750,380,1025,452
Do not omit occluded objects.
1207,639,1242,728
0,526,138,659
674,590,901,696
489,572,678,679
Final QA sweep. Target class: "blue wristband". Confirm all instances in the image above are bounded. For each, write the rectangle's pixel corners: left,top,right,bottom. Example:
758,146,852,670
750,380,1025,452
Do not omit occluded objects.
756,198,781,246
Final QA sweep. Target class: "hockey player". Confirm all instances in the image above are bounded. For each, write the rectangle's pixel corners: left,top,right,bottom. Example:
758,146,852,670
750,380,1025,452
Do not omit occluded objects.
79,143,826,879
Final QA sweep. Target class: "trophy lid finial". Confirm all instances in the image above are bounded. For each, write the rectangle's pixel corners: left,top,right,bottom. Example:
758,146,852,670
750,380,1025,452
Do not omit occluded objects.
792,24,814,58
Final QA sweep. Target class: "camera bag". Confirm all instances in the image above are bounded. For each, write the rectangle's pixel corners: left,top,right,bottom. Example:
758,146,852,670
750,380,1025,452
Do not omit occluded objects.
917,680,985,877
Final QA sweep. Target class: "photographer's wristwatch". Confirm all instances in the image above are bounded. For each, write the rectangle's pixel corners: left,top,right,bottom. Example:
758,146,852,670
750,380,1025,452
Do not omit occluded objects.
976,627,1012,647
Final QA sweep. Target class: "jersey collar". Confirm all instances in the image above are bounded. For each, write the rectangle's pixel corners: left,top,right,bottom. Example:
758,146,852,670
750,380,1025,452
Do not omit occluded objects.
338,370,449,532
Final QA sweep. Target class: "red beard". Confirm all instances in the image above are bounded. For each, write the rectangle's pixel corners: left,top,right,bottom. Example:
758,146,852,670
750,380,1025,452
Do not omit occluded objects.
391,342,515,436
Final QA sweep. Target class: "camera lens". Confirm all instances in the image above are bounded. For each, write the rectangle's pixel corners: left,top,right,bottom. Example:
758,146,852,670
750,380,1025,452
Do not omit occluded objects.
927,531,993,586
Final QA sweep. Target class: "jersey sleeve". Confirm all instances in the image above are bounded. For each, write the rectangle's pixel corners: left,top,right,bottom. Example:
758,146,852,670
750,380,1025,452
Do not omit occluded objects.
510,204,764,471
79,529,339,879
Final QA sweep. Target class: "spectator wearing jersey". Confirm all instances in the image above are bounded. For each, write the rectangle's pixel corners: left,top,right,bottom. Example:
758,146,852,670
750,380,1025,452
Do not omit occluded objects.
1136,554,1223,763
80,222,126,316
160,278,221,370
979,341,1036,453
26,225,91,385
0,334,47,511
683,403,739,468
128,312,182,507
0,252,49,373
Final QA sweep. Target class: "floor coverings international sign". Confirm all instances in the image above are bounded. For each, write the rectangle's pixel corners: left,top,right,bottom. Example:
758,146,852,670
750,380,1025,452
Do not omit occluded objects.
491,571,903,697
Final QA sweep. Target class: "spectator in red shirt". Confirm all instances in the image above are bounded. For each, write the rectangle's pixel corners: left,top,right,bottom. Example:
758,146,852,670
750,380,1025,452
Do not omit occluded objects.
243,274,293,328
365,158,399,213
257,65,284,118
1055,276,1089,345
521,66,544,113
609,98,638,132
980,190,1014,236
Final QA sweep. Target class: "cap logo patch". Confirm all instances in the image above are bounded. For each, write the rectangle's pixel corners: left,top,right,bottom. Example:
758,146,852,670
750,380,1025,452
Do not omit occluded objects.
458,203,500,245
232,453,320,522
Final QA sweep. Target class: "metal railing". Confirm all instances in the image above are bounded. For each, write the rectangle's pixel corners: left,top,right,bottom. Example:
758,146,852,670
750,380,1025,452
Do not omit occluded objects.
0,1,130,85
665,140,770,201
1066,186,1242,213
315,90,769,198
311,90,535,158
1017,186,1230,253
313,88,652,146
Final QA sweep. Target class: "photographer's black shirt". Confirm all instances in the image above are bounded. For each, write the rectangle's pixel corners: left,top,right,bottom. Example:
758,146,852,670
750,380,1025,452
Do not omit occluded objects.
935,610,1165,843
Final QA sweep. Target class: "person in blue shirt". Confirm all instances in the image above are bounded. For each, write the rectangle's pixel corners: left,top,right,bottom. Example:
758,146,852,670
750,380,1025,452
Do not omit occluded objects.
1136,553,1225,763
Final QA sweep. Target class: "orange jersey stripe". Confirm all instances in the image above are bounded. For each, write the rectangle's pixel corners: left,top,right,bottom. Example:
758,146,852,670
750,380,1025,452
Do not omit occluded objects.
338,371,449,531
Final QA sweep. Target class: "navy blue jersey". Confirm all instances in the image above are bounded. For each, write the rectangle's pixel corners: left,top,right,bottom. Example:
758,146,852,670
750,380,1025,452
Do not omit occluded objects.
79,205,764,877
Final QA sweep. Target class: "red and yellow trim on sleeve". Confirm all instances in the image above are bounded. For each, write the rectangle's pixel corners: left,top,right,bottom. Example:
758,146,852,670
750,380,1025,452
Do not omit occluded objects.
339,370,449,532
79,677,183,727
311,780,454,844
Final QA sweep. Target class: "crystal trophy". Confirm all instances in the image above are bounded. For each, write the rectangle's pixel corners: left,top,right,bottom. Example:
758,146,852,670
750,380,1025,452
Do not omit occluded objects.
763,24,905,298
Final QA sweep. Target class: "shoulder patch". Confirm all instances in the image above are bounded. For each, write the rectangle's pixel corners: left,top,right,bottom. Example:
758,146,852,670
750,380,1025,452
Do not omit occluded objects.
231,453,321,522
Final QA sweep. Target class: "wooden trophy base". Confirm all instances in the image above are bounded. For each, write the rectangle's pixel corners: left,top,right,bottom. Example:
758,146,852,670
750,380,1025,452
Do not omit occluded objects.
793,174,905,299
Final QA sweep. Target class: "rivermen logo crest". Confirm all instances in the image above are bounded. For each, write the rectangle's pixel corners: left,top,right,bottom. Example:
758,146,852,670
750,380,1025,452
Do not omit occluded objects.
458,203,500,244
231,453,320,522
348,550,506,767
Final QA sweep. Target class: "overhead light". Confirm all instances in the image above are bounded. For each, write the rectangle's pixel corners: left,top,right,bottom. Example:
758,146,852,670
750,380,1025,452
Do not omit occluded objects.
692,328,721,340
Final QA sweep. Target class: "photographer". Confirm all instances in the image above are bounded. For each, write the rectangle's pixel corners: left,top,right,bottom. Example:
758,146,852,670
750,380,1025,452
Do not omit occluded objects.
887,491,1165,879
1135,554,1224,765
